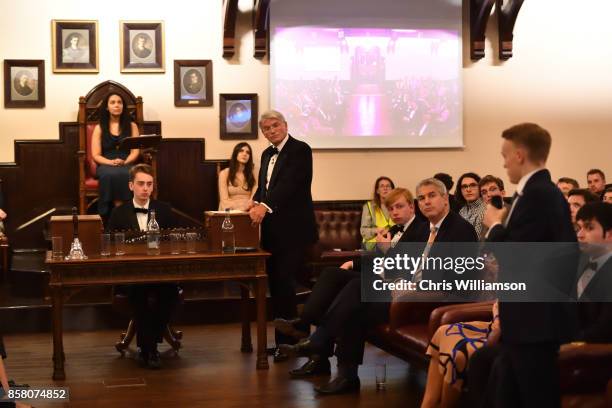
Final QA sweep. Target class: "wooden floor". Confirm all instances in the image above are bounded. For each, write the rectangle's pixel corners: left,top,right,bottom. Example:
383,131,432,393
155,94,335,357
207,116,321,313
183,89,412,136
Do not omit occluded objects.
2,324,426,408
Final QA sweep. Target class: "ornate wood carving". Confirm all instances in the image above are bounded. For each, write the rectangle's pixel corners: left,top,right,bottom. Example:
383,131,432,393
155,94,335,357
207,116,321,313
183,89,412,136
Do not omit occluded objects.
470,0,496,60
497,0,524,60
253,0,270,59
223,0,240,58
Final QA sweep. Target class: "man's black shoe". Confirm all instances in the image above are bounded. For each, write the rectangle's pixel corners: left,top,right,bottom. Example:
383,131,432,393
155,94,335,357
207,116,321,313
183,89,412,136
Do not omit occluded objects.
272,347,290,363
137,350,149,367
315,375,360,395
289,356,331,378
278,338,315,358
274,318,308,340
147,350,162,369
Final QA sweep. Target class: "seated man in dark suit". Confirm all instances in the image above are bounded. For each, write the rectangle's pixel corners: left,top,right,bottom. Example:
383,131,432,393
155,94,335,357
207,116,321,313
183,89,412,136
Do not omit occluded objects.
573,201,612,342
278,180,478,395
107,164,179,369
276,188,429,393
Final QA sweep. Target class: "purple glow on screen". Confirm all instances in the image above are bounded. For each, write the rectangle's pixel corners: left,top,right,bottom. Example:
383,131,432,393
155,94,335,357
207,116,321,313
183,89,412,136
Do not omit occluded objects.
272,26,462,147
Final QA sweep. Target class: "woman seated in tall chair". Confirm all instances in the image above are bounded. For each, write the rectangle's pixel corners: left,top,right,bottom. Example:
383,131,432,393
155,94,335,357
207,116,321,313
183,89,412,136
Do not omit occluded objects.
360,176,395,250
218,142,257,211
0,337,31,408
91,92,140,219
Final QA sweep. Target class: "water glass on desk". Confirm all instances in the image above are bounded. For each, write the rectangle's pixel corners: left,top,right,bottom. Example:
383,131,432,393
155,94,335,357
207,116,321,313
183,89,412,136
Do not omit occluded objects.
185,232,197,254
114,232,126,256
51,236,63,260
375,363,386,390
100,233,111,257
170,232,181,255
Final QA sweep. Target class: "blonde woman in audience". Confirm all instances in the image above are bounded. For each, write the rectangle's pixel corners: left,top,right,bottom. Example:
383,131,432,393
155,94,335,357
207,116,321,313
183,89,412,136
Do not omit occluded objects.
455,172,486,239
218,142,257,211
360,176,395,249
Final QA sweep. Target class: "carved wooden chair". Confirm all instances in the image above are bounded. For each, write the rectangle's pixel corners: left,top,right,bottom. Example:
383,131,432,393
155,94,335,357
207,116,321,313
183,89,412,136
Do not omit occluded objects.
77,80,156,215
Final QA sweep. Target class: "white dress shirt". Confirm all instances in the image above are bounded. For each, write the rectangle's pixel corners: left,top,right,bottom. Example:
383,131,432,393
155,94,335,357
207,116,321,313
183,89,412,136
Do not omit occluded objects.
133,198,150,231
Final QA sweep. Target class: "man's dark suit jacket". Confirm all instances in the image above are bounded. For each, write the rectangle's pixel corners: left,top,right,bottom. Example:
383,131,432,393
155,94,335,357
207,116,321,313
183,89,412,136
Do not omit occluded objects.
253,135,317,251
357,215,430,283
487,169,578,344
575,256,612,343
107,200,174,232
425,210,479,283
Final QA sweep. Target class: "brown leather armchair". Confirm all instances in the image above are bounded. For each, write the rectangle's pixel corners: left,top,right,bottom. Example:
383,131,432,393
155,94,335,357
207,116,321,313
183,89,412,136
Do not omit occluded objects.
77,80,155,214
423,301,612,404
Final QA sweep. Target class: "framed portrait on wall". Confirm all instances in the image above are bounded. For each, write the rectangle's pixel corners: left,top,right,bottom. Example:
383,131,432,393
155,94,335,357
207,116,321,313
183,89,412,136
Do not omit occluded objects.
52,20,99,73
120,21,165,72
219,93,258,139
4,60,45,108
173,60,213,107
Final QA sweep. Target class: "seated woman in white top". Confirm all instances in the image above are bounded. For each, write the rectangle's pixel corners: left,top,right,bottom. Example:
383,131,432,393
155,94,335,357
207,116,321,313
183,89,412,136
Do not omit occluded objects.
218,142,257,211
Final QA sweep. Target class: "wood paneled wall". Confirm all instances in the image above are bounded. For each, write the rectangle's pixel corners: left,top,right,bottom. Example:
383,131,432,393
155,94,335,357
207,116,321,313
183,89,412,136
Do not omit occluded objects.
0,123,227,249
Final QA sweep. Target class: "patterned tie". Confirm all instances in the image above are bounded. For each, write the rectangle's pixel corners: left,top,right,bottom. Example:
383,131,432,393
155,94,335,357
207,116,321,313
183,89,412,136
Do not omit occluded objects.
412,226,439,283
576,261,598,298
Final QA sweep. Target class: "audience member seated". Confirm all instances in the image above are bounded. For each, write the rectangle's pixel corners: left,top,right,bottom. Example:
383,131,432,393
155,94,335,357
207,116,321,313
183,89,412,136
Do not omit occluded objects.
0,337,31,408
360,176,395,249
276,179,478,395
218,142,257,211
434,172,461,213
557,177,579,197
478,175,509,239
568,189,599,230
455,172,486,240
107,164,179,369
603,187,612,204
421,301,500,408
276,187,429,394
573,201,612,305
92,92,140,220
587,168,608,199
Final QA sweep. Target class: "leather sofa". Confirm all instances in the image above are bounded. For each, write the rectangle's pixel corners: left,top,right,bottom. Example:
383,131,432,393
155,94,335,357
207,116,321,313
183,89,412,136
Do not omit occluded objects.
306,207,612,401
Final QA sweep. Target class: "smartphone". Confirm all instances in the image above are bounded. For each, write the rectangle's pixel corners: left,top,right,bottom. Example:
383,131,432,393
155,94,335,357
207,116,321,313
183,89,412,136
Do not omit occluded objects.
490,195,504,209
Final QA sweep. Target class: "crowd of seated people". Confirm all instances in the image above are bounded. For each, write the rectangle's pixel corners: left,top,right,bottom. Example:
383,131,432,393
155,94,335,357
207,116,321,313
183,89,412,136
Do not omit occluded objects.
389,76,456,138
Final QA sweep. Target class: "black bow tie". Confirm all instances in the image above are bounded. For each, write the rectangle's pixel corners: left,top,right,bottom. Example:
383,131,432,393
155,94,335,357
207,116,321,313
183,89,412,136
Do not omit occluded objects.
269,146,279,156
388,225,404,236
134,207,149,214
583,261,598,272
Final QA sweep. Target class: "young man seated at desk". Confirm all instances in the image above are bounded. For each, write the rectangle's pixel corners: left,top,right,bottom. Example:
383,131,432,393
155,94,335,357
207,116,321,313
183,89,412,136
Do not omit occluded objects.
107,163,179,369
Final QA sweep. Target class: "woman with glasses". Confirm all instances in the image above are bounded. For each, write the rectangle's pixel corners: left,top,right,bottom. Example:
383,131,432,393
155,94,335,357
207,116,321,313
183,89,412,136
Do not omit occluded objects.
454,172,486,240
361,176,395,249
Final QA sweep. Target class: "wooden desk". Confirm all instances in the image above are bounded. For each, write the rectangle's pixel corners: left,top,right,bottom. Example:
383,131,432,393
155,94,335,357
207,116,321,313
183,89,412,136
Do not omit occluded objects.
45,242,270,380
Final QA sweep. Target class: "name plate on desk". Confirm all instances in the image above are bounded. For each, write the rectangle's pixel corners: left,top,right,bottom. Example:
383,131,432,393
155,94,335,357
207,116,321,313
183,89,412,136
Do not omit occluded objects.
50,215,103,257
205,211,260,251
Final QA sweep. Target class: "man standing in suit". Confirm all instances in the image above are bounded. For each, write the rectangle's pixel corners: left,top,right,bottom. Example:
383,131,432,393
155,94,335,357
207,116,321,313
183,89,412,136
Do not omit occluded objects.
468,123,577,407
107,164,179,369
249,110,318,361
